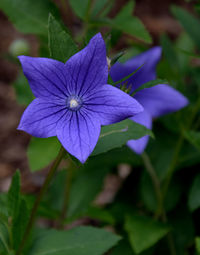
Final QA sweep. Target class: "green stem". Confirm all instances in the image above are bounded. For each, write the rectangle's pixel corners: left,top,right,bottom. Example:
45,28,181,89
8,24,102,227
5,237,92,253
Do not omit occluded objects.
58,158,75,229
16,146,66,255
142,152,176,255
142,152,162,210
157,98,200,217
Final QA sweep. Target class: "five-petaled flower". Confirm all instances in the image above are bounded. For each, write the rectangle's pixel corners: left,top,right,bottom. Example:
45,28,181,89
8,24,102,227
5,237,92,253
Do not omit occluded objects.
110,47,189,154
18,33,143,163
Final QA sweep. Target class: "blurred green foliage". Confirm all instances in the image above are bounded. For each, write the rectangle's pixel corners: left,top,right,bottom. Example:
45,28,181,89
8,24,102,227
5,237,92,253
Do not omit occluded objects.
1,0,200,254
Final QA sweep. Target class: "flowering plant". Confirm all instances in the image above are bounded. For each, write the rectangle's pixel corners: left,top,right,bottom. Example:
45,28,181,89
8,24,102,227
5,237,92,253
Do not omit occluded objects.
0,1,200,255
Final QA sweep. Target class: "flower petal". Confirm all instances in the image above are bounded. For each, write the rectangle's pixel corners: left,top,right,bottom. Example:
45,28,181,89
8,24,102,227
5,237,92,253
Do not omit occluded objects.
110,47,162,92
64,33,108,96
84,84,143,125
134,84,189,118
18,56,68,99
127,110,152,154
56,111,101,163
18,98,67,138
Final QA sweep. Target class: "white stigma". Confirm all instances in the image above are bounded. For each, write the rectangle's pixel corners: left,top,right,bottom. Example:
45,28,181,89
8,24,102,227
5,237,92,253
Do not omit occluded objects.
70,99,79,108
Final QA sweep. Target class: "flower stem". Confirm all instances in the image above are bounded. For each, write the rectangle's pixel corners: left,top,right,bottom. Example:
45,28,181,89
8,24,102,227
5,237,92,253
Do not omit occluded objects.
142,152,162,210
57,158,75,229
142,152,176,255
16,146,66,255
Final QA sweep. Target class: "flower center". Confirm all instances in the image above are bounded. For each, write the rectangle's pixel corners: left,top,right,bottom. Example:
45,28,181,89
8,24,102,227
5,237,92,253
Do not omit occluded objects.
66,95,82,111
70,99,79,108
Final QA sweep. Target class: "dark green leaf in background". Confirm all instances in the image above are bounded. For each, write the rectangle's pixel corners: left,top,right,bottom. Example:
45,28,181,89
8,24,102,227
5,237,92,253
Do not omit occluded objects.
68,165,110,218
13,73,34,106
68,0,89,20
0,0,59,35
184,130,200,152
160,34,180,74
48,14,78,62
92,119,153,156
171,6,200,49
196,237,200,255
27,137,60,172
7,170,20,219
29,226,121,255
188,173,200,211
124,214,170,254
108,0,152,43
12,199,29,250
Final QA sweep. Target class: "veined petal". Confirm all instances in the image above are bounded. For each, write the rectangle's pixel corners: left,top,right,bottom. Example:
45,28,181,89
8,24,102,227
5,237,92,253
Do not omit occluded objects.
18,56,69,99
84,84,143,125
64,33,108,96
18,98,67,138
127,110,152,154
110,47,162,93
56,111,101,163
134,84,189,118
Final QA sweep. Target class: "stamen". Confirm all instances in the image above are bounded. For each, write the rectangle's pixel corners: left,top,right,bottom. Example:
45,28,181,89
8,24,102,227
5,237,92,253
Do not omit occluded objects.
70,99,79,108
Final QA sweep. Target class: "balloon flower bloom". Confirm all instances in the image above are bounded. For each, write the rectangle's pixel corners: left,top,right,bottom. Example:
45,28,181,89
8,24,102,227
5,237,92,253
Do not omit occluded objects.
17,33,143,163
110,47,188,154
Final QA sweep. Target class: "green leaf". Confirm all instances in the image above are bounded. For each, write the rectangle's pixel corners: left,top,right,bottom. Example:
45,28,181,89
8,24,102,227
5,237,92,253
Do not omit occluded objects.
170,207,194,255
133,79,169,94
108,0,152,43
188,174,200,211
92,119,153,156
91,0,114,18
0,0,59,35
12,199,29,250
7,170,20,219
68,0,89,20
160,34,179,73
48,14,78,62
0,221,10,255
196,237,200,255
140,171,182,213
171,6,200,49
184,130,200,151
27,137,60,172
29,226,121,255
13,72,33,106
110,240,134,255
68,165,109,218
124,214,170,254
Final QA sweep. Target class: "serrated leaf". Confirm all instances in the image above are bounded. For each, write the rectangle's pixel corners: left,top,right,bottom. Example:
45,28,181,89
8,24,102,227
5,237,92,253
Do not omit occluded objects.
0,0,59,35
27,137,60,172
188,174,200,211
8,170,20,219
29,226,121,255
108,1,152,43
92,119,153,156
171,6,200,49
48,14,78,62
124,214,170,254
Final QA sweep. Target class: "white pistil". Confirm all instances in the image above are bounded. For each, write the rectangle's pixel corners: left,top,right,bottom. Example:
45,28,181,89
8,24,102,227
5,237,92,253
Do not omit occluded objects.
70,99,79,108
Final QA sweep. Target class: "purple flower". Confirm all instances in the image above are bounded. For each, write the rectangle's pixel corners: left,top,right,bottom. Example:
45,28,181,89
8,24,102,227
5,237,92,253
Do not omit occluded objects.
18,33,143,163
110,47,189,154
